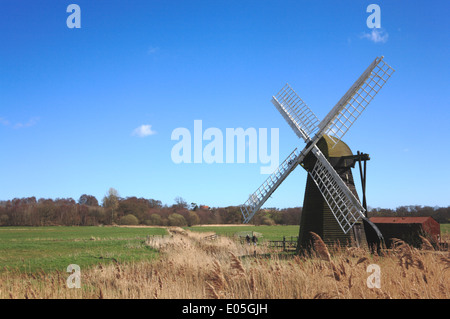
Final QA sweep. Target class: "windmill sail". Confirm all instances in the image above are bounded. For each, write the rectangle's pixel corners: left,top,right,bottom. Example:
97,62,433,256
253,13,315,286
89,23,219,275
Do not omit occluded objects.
240,148,303,223
316,56,395,148
272,83,319,143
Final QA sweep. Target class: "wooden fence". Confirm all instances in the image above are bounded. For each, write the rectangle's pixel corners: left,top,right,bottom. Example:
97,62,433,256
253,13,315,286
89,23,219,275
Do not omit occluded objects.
268,236,298,252
203,234,218,241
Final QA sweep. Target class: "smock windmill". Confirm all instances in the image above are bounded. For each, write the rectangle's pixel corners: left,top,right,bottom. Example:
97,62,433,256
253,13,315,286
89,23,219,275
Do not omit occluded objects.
240,56,394,250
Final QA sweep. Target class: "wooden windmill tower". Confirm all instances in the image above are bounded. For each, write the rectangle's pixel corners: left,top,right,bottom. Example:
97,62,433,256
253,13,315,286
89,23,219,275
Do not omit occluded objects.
299,134,370,249
240,56,395,251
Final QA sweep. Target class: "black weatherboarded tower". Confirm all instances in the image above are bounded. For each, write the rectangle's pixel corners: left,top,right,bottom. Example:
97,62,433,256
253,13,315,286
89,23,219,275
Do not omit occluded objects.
298,135,367,250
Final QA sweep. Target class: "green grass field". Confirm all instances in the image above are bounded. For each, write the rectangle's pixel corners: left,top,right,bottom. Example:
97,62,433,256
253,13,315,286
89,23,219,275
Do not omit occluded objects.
0,226,166,273
185,225,300,241
1,224,448,274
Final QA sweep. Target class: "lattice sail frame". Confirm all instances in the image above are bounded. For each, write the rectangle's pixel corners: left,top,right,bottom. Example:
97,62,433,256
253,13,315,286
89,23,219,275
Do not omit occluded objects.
319,57,395,148
240,56,395,231
241,148,301,223
271,83,320,143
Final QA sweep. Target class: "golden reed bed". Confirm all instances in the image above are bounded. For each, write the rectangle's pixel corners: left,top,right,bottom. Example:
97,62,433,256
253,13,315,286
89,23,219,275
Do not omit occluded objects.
0,228,449,299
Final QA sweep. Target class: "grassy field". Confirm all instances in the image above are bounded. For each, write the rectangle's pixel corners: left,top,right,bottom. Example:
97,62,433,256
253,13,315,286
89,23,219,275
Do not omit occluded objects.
185,225,300,241
0,224,448,275
0,225,298,274
1,225,448,299
0,226,167,273
188,223,450,239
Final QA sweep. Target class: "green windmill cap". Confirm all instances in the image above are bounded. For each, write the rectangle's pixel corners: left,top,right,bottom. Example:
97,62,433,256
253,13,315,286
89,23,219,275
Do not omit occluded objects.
302,135,354,170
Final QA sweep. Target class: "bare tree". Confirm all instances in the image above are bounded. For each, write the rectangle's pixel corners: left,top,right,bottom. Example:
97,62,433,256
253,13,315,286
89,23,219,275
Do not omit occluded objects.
102,188,119,224
174,196,188,209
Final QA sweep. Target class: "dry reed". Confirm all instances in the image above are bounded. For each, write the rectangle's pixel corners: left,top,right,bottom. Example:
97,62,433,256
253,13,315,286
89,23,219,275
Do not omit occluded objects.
1,230,449,299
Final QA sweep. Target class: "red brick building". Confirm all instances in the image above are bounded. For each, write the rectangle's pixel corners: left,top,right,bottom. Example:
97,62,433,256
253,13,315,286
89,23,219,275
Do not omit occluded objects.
369,216,441,248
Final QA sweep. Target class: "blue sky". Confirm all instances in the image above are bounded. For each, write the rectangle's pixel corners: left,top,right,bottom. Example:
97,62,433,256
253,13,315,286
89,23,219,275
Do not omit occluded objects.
0,0,449,209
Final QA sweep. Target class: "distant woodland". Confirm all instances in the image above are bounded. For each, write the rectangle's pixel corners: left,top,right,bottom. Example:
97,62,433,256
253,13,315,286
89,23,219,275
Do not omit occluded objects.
0,188,449,226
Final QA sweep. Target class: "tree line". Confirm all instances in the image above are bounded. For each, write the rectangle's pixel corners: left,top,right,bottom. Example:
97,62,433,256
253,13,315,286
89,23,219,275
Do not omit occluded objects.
0,189,448,226
0,188,301,227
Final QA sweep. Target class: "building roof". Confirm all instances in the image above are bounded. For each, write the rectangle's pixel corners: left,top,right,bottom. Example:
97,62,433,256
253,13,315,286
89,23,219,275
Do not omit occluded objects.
369,216,438,224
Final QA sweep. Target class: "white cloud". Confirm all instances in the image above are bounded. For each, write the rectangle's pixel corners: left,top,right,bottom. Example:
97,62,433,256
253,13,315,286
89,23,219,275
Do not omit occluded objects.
0,117,10,126
132,124,156,137
0,116,39,128
147,46,159,55
361,29,389,43
14,117,39,129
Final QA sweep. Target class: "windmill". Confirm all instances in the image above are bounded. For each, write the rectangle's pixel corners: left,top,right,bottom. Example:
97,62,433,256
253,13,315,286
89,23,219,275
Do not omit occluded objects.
240,56,395,251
